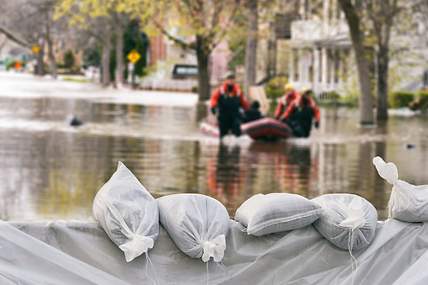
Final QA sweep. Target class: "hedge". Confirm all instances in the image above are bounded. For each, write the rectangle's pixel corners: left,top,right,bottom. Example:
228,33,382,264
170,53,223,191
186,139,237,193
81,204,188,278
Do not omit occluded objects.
265,76,288,100
389,92,415,108
409,91,428,110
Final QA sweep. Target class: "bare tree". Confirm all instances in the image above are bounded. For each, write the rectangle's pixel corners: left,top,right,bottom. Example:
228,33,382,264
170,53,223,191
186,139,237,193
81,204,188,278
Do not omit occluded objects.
113,13,128,87
151,0,241,100
0,0,65,77
102,29,113,86
0,36,7,53
84,17,114,86
367,0,401,121
0,27,31,48
43,1,59,78
338,0,420,123
244,0,258,96
338,0,374,125
56,0,135,87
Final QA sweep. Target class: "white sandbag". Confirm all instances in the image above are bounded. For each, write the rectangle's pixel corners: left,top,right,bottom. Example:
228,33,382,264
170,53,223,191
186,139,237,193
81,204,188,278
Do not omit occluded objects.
312,194,377,251
373,156,428,222
235,193,322,236
157,194,229,262
93,161,159,262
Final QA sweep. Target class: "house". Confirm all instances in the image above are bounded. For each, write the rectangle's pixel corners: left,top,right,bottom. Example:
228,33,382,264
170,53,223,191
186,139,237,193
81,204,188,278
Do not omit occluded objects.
284,0,428,95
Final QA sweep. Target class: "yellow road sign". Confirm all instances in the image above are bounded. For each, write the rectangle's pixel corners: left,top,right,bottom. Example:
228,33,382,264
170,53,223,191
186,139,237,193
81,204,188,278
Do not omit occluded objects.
31,44,41,54
127,50,141,64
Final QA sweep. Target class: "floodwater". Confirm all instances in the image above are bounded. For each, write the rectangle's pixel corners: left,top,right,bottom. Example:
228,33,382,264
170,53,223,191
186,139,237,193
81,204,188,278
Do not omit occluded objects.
1,76,428,221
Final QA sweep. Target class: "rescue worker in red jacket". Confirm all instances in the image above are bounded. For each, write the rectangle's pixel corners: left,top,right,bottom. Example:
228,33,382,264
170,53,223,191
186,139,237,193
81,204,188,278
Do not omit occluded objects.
282,88,320,138
274,83,300,120
210,73,249,138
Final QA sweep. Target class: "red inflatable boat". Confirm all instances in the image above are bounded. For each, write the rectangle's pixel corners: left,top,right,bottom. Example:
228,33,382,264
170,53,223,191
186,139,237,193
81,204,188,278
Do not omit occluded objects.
200,118,293,140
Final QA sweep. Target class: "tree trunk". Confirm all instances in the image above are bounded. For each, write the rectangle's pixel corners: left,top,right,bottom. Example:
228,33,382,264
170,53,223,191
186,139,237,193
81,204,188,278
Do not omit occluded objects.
266,21,277,79
354,49,374,125
195,35,211,101
339,0,374,125
35,39,45,76
46,32,57,79
101,38,112,86
371,0,395,122
244,0,258,97
115,23,125,87
376,46,389,121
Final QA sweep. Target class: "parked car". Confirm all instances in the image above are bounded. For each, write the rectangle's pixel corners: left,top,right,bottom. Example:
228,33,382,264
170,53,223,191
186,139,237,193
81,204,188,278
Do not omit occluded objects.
172,64,198,79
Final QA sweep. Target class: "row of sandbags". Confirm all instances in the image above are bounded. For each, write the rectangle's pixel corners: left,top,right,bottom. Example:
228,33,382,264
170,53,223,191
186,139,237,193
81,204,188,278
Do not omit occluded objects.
92,157,427,264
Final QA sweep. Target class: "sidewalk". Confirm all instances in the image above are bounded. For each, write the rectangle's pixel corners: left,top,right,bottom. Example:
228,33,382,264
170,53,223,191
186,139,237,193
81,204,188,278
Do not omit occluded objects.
0,71,198,107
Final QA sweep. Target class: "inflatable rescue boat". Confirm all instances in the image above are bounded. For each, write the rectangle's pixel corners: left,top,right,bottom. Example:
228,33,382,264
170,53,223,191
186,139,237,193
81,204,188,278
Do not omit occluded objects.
200,117,293,140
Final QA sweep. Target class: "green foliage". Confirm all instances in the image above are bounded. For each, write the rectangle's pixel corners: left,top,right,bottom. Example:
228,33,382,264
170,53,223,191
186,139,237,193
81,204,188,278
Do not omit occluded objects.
318,91,359,108
102,21,149,80
226,9,247,71
4,58,14,70
109,49,116,81
339,93,359,107
227,35,245,71
317,91,340,106
62,76,90,83
55,0,152,26
323,91,341,100
265,76,288,99
409,91,428,111
83,47,101,68
123,21,148,77
419,91,428,102
339,74,361,107
5,59,26,70
419,92,428,110
80,20,150,79
63,50,75,70
389,92,415,108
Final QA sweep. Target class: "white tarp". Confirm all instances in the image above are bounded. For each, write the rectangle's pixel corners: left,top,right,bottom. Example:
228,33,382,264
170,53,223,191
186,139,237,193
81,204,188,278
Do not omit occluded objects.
2,219,428,284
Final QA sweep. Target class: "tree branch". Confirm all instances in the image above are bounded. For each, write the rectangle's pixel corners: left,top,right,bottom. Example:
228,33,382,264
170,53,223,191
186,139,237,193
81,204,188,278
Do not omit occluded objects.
0,26,31,48
152,19,194,50
209,0,241,50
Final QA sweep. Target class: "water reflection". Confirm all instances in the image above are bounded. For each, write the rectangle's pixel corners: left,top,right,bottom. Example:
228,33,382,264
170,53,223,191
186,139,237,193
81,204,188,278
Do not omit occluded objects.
1,94,428,221
208,144,245,212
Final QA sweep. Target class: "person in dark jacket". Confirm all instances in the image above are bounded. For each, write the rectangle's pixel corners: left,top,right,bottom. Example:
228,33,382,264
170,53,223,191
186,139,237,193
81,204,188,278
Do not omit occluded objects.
210,73,249,138
283,89,320,138
243,100,263,123
69,115,83,127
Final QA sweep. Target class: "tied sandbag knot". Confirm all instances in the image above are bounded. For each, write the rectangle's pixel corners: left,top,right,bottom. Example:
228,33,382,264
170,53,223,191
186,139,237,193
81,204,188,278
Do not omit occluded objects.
373,156,412,219
339,202,366,230
373,156,398,185
119,234,154,262
201,235,226,262
337,200,366,285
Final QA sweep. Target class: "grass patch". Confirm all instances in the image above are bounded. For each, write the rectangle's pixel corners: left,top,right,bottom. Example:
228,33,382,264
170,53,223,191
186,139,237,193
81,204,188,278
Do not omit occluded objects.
62,76,90,84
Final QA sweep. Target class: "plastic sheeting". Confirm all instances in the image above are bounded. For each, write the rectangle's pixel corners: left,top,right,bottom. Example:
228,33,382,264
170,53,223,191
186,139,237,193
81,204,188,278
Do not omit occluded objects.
2,219,428,285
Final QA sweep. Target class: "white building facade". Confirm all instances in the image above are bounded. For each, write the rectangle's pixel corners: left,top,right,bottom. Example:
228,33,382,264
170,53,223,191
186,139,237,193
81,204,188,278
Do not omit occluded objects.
288,0,428,95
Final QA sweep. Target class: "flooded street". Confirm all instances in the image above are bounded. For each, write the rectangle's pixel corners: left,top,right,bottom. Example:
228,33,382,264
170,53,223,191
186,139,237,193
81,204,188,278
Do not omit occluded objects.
1,73,428,220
